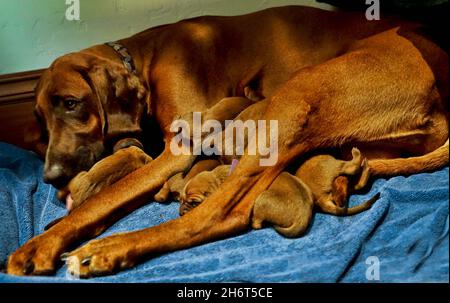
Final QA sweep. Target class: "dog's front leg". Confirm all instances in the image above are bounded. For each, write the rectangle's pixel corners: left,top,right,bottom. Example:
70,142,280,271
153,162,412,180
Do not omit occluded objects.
62,136,309,278
63,154,283,277
7,148,195,276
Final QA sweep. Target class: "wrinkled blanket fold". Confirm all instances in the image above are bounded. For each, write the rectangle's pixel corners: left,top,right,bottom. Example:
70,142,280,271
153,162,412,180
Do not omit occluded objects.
0,142,448,283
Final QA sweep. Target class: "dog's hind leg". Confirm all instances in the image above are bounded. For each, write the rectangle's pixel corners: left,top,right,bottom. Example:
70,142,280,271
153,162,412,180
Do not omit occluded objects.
369,139,449,177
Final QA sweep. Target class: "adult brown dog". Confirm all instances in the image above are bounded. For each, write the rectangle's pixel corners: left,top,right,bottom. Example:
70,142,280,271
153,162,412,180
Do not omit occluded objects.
8,6,448,277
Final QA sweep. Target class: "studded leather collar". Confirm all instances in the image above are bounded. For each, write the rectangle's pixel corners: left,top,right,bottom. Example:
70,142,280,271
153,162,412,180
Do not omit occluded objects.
105,41,136,74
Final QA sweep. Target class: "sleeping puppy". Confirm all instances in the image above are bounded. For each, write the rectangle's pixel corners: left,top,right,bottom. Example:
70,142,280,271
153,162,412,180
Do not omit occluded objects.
180,148,379,238
154,159,222,203
178,165,231,216
295,147,373,215
45,139,152,230
56,138,152,211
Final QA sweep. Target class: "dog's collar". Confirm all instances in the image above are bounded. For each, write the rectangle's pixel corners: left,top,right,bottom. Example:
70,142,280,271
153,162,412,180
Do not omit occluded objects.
105,41,136,74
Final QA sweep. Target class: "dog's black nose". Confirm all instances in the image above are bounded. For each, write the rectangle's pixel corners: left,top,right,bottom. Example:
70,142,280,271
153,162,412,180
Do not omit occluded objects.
44,164,69,188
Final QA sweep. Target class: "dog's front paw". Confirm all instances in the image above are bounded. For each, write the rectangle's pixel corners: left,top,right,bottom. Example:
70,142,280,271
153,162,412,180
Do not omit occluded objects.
7,233,64,276
63,234,137,278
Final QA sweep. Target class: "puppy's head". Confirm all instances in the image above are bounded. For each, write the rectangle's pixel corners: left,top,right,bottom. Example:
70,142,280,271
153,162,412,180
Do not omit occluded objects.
179,172,213,216
179,165,230,216
34,50,150,188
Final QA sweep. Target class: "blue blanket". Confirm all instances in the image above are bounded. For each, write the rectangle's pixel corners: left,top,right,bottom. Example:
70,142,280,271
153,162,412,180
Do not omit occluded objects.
0,142,448,283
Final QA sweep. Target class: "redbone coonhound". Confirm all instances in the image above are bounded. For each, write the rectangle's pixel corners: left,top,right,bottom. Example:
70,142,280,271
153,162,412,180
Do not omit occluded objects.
7,6,448,277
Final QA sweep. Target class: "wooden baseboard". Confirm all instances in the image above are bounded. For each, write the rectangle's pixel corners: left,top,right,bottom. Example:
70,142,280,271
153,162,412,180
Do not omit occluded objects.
0,69,45,149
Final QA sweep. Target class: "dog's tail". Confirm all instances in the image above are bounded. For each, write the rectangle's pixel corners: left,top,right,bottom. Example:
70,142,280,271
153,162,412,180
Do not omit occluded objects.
368,139,449,177
318,192,380,216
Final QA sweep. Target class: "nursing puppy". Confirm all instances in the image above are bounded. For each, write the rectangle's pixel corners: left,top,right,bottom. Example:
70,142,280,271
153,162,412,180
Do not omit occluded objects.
181,148,379,238
154,159,222,203
56,139,152,211
44,139,152,230
179,165,230,216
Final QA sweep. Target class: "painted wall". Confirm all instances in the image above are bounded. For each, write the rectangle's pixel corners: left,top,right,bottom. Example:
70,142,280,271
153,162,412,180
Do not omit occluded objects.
0,0,334,75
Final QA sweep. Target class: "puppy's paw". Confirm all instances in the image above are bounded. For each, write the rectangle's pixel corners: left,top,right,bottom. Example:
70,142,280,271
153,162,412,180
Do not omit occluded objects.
154,182,171,202
67,172,92,209
350,147,362,166
251,218,263,230
342,147,364,176
354,158,371,191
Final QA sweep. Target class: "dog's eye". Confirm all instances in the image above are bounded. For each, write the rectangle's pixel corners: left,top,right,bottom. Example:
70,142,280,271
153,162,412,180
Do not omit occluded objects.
64,98,79,111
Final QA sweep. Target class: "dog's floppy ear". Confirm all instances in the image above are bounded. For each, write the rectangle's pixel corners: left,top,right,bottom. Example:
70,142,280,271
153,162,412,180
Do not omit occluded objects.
23,112,48,159
86,60,151,139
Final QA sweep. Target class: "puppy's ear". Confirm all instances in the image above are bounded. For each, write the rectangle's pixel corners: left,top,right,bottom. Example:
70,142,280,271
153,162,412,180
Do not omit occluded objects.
86,61,151,139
